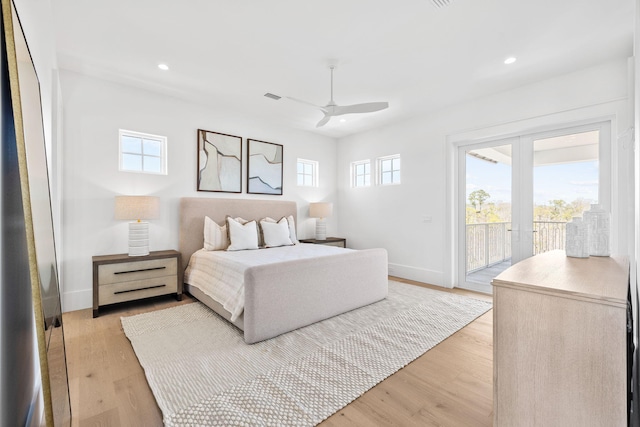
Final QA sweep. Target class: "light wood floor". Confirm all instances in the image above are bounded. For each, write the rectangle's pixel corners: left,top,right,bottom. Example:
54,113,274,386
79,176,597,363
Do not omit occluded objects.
64,278,493,426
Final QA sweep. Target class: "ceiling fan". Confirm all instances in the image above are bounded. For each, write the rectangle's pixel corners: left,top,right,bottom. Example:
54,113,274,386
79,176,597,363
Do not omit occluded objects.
286,66,389,128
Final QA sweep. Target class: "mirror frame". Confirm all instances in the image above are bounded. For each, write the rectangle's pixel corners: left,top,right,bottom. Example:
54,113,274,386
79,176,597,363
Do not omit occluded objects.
1,0,70,425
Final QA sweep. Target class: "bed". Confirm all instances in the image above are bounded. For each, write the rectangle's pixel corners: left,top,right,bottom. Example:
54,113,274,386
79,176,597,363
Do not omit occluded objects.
179,197,388,344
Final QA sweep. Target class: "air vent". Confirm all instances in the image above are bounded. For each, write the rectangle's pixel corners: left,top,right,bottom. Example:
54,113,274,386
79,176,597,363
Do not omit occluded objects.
431,0,452,8
264,93,281,100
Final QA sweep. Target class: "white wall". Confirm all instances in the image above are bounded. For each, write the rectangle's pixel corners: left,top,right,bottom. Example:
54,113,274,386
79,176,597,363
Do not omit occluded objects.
337,58,633,288
60,70,338,311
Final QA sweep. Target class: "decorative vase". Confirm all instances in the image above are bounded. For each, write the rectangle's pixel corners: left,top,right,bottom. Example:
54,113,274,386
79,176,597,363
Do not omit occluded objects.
565,217,589,258
583,204,610,257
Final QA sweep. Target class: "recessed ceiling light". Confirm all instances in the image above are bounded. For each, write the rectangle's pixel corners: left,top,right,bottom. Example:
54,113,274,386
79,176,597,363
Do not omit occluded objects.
504,57,517,65
158,63,169,71
340,119,346,123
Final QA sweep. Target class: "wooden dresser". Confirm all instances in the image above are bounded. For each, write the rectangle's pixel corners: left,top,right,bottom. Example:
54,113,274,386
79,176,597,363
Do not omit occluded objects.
492,250,630,426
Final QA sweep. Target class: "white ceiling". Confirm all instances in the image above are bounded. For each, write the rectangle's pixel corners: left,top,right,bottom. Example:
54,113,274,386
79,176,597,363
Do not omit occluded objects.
52,0,634,139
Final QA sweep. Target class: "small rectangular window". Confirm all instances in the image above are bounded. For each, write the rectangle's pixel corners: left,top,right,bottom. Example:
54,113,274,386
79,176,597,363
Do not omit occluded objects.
377,154,401,185
119,129,167,175
297,159,318,187
351,160,371,188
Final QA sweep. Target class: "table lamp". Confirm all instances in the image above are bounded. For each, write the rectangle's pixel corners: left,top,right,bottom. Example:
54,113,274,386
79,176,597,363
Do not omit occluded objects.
114,195,160,256
309,202,333,240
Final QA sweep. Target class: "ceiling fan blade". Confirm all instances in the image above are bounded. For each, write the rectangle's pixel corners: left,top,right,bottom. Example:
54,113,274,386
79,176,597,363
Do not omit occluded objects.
316,114,332,128
332,101,389,116
286,96,325,110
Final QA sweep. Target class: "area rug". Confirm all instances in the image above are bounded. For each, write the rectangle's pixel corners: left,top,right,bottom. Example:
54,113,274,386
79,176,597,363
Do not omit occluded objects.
121,280,492,426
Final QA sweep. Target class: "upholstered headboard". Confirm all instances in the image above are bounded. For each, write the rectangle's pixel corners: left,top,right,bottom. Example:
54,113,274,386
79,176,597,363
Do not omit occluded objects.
179,197,298,269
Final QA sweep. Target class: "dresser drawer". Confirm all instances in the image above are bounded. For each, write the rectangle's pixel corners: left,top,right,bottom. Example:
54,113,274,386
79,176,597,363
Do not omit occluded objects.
98,257,177,285
99,275,178,306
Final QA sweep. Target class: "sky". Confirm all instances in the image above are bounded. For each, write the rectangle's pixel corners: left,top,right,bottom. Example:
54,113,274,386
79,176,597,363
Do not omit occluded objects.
466,155,599,206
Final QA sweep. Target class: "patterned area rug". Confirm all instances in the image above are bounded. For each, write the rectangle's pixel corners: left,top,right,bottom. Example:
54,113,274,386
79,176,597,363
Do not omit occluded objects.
121,281,492,426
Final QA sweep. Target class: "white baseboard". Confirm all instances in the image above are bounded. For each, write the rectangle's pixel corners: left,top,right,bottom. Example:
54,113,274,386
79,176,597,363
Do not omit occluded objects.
63,289,92,312
388,263,449,288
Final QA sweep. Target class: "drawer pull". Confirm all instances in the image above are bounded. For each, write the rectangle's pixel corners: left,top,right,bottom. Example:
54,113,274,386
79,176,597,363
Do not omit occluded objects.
113,284,166,295
114,266,166,275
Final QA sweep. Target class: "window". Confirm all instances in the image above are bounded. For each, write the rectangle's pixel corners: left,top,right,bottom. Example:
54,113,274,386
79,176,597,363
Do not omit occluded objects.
119,129,167,174
297,159,318,187
378,154,401,185
351,160,371,187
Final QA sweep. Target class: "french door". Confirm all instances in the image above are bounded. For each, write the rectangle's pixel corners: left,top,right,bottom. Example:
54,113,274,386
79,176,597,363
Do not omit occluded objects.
457,121,610,293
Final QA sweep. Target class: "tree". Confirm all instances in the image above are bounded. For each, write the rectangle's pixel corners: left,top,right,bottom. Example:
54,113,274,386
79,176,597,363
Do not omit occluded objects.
469,189,490,213
549,199,567,220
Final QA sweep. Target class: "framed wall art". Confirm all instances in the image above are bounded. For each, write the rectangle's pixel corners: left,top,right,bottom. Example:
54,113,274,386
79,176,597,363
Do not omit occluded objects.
247,139,283,195
197,129,242,193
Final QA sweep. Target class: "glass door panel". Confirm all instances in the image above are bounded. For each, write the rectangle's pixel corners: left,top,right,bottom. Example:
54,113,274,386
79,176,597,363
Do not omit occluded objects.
462,144,513,292
532,130,600,256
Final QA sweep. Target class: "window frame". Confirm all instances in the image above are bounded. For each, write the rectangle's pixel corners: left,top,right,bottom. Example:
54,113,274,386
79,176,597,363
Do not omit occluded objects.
377,154,401,185
119,129,168,175
350,159,371,188
296,158,319,187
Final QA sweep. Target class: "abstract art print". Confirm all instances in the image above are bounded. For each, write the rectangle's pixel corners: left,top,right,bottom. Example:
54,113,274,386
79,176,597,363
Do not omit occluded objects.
197,129,242,193
247,139,283,195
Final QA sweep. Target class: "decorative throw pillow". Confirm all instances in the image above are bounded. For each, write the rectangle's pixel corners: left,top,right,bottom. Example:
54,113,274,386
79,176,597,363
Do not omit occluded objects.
260,217,293,248
226,217,259,251
258,217,276,247
286,215,299,244
203,216,228,251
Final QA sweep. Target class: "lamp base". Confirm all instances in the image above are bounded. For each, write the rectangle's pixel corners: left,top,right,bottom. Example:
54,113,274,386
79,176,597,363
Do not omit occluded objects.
129,222,150,256
315,218,327,240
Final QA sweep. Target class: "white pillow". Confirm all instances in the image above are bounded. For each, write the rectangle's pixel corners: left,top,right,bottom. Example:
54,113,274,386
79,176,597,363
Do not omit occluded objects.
203,216,229,251
261,215,298,245
260,217,293,248
226,217,259,251
258,216,276,247
286,215,299,244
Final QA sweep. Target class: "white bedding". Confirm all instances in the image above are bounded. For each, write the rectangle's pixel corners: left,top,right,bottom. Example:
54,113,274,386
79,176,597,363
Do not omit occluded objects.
184,244,352,322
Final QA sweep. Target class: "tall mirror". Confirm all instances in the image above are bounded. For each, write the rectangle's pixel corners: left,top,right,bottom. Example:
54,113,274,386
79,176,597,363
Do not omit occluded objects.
3,0,71,425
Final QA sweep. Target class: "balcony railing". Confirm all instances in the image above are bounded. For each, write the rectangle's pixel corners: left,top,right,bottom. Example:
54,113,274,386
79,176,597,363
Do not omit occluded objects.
466,221,567,274
533,221,566,255
466,222,512,273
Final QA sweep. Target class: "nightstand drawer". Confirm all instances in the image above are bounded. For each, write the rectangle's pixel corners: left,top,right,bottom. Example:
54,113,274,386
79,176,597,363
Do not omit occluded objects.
322,241,346,248
98,257,177,285
299,237,346,248
99,276,178,305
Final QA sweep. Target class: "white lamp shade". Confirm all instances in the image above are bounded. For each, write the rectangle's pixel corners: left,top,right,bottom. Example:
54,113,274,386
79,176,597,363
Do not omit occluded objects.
309,202,333,219
115,195,159,256
115,196,160,221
